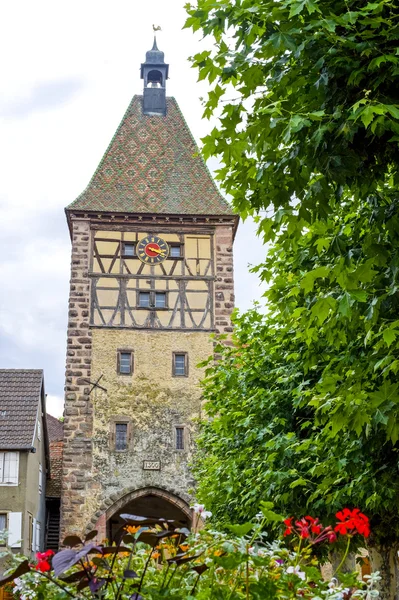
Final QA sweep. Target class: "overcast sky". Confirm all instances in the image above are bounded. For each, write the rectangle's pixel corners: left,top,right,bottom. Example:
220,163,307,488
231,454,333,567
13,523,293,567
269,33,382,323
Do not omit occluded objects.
0,0,266,418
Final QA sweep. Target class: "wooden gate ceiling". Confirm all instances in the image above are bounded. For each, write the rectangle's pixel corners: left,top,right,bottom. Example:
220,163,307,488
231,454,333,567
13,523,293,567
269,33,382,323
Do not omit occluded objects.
91,229,214,330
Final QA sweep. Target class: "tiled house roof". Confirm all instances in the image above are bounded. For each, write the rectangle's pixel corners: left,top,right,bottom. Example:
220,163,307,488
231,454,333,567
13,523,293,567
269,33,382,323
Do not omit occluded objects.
67,96,232,216
46,414,64,443
0,370,43,449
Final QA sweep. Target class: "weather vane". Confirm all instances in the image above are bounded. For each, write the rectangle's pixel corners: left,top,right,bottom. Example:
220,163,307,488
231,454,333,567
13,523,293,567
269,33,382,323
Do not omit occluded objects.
152,24,162,32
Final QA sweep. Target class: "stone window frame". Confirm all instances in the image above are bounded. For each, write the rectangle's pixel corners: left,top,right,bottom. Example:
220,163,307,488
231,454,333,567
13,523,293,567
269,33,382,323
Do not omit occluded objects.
172,352,189,377
117,349,134,376
109,416,132,452
173,425,187,452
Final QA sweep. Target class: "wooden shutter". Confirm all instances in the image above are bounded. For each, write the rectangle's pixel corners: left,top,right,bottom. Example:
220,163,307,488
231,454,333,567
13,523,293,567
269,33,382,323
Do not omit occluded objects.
8,512,22,548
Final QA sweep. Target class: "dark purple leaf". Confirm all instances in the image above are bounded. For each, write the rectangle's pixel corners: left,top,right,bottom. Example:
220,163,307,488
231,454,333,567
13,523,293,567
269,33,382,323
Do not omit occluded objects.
123,569,138,579
192,564,208,575
91,557,111,570
100,546,131,555
0,560,30,585
60,570,87,583
122,534,136,544
89,577,106,593
53,550,79,577
63,535,82,547
85,530,98,542
130,594,144,600
168,553,202,565
77,577,90,591
136,531,158,547
77,543,100,557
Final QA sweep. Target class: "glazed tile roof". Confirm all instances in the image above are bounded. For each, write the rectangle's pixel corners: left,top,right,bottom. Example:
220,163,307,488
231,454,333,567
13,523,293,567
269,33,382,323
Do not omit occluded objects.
67,96,233,215
0,370,43,449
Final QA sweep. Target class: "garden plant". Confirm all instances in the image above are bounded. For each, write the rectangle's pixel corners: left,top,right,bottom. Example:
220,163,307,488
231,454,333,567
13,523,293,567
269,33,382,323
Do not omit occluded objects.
0,504,376,599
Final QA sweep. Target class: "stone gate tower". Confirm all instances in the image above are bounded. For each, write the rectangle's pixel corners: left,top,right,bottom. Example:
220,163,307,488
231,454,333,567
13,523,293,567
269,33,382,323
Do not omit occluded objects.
61,40,238,540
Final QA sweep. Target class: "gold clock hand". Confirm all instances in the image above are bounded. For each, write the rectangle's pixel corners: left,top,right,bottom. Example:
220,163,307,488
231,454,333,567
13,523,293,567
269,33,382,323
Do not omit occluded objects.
147,246,166,256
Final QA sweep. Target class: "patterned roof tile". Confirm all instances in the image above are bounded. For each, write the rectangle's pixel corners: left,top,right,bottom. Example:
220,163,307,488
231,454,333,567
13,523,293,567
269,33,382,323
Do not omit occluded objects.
67,96,232,215
0,370,43,449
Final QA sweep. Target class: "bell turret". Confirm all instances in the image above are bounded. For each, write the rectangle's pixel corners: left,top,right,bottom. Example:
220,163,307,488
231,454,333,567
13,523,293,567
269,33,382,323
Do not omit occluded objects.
140,37,169,116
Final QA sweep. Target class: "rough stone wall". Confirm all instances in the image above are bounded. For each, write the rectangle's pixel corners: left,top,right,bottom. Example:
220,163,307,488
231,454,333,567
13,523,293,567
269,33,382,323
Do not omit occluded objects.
214,225,235,334
74,328,213,532
61,218,94,538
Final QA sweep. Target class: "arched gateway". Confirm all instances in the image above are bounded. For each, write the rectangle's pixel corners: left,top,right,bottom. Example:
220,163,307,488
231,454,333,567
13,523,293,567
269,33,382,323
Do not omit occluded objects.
60,38,237,540
91,487,192,542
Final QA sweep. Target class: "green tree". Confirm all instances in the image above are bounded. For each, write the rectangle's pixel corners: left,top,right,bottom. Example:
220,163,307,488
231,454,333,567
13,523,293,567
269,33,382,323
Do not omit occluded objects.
185,0,399,597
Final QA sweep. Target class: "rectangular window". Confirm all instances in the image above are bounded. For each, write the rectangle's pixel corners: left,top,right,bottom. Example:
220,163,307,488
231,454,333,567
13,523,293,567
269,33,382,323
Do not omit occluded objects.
0,452,19,485
39,464,43,494
118,351,133,375
37,420,41,441
176,427,184,450
139,292,151,308
0,513,6,545
123,242,135,257
170,245,182,258
155,292,166,309
115,423,128,451
173,353,188,377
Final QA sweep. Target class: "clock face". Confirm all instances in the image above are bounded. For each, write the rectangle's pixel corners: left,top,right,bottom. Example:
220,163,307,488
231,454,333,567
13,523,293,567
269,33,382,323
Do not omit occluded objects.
137,235,169,264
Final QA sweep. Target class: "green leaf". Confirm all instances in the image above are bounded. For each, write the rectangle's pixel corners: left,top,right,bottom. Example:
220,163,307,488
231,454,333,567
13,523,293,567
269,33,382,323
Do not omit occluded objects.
383,328,397,348
227,522,255,536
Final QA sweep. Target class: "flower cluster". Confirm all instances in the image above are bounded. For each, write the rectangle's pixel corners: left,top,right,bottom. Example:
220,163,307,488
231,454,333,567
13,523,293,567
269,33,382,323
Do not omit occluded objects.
283,516,336,544
283,508,370,544
335,508,370,538
191,503,212,519
35,550,55,572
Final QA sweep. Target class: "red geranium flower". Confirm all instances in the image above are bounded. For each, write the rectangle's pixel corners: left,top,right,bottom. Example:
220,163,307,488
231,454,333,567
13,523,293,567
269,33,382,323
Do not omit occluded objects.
283,517,294,536
35,550,55,572
335,508,370,538
295,518,310,539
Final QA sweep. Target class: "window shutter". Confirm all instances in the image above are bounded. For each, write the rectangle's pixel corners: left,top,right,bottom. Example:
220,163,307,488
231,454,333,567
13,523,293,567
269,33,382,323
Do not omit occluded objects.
32,518,36,552
8,512,22,548
3,452,19,484
35,522,41,551
0,453,3,483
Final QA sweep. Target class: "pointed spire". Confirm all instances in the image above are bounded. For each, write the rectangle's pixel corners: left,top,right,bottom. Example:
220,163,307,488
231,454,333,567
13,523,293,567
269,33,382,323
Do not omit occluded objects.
141,38,169,115
145,36,165,64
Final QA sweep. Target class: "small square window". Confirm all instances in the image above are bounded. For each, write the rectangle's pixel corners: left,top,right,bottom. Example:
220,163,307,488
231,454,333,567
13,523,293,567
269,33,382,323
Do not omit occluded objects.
139,292,151,308
115,423,128,451
123,243,135,257
155,292,166,308
118,351,133,375
173,353,188,377
170,245,181,258
176,427,184,450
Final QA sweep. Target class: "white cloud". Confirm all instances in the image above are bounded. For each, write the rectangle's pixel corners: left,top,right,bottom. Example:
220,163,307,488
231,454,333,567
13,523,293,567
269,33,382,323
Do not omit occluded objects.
0,0,266,415
46,395,64,419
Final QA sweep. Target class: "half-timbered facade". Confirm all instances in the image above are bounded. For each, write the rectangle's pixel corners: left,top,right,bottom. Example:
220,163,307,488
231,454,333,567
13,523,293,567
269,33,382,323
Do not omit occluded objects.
61,40,238,541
